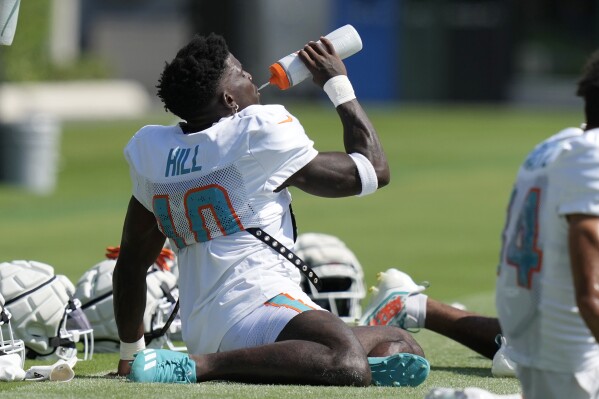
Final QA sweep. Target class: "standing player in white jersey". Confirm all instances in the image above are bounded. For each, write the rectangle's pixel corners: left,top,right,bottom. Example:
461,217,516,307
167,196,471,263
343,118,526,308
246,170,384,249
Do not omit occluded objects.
112,33,430,387
427,51,599,399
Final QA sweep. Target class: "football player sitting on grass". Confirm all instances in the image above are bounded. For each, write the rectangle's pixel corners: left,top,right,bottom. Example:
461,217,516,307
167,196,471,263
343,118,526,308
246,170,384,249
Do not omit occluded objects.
112,32,429,387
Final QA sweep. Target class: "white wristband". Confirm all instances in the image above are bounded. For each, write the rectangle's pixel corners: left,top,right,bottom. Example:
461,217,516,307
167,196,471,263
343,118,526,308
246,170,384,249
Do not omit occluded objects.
120,337,146,360
348,152,378,196
323,75,356,107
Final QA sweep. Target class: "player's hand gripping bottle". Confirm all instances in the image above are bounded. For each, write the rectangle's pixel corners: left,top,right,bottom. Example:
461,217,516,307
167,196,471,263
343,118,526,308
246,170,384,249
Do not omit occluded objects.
259,24,363,91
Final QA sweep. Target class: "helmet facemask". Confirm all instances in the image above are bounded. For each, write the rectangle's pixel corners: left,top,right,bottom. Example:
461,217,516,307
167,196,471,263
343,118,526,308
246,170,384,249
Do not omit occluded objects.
143,275,186,351
0,300,26,368
301,263,365,323
60,298,94,360
295,233,366,324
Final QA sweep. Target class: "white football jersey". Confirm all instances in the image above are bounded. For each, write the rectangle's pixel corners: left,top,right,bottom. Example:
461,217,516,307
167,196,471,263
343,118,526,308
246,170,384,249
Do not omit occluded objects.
125,104,318,354
496,127,599,372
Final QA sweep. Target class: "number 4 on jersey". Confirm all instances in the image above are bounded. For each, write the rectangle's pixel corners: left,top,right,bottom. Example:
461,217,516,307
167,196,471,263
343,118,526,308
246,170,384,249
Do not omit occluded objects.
505,188,543,289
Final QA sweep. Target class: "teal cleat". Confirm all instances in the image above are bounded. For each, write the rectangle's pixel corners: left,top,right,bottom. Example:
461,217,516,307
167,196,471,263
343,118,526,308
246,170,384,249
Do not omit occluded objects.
368,353,430,387
128,349,197,384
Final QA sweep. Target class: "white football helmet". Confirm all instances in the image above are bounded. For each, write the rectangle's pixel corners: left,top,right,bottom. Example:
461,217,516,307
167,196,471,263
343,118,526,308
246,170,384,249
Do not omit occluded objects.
0,260,94,362
75,250,184,353
0,293,26,367
295,232,366,323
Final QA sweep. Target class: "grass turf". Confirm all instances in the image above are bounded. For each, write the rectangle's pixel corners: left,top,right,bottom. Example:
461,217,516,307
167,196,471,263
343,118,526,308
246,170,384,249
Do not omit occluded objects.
0,292,518,398
0,103,581,397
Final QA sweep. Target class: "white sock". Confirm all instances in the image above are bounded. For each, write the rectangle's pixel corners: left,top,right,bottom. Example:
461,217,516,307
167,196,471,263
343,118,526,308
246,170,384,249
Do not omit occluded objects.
404,294,428,328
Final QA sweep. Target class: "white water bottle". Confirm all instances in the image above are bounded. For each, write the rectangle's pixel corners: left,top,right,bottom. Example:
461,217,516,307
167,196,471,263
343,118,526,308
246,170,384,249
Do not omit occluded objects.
262,24,363,91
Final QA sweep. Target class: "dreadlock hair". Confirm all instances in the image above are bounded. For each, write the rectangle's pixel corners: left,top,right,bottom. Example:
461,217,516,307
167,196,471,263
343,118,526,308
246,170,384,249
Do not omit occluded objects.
156,33,230,121
577,49,599,127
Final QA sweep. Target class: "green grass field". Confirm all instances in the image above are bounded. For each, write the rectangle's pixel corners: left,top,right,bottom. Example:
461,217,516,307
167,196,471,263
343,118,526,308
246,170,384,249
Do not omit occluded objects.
0,103,582,398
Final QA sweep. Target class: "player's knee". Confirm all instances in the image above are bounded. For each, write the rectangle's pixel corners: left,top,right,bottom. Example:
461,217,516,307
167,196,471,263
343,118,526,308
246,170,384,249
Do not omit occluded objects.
368,339,425,358
365,326,426,358
328,353,371,387
393,339,425,357
390,332,425,357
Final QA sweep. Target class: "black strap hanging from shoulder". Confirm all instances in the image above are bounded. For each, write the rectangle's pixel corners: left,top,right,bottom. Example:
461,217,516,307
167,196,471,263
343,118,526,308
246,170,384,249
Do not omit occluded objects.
289,204,298,242
246,227,322,291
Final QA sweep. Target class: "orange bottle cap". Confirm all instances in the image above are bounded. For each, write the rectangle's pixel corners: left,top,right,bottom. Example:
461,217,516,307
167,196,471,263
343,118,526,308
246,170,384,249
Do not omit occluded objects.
269,63,291,90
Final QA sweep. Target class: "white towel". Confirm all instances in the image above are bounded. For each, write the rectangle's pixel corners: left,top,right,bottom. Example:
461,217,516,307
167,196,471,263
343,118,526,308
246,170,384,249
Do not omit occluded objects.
24,359,75,382
0,354,26,381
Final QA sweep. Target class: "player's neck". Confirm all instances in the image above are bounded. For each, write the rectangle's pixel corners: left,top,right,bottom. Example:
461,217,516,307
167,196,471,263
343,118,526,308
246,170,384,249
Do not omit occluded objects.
180,121,212,133
584,122,599,131
180,109,230,133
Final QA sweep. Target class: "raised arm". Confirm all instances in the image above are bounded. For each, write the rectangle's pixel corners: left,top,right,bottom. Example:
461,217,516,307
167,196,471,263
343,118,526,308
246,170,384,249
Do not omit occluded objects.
279,37,390,198
568,214,599,342
113,195,166,375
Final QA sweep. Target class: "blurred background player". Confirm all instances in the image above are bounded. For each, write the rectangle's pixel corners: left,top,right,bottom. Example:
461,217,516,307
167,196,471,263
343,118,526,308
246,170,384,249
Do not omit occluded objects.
426,49,599,399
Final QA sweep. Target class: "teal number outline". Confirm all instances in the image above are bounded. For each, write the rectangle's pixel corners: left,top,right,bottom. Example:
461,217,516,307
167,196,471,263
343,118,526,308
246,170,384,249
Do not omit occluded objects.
505,187,543,289
153,195,186,249
183,184,243,242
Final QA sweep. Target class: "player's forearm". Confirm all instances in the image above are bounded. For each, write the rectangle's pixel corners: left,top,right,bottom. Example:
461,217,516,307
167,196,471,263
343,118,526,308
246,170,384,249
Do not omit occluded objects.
113,262,147,342
573,255,599,342
113,197,165,341
577,294,599,342
568,215,599,342
336,100,390,187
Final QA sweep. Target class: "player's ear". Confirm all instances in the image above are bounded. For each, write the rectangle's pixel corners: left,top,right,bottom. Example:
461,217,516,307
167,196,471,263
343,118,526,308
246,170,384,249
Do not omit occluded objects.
222,92,237,114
